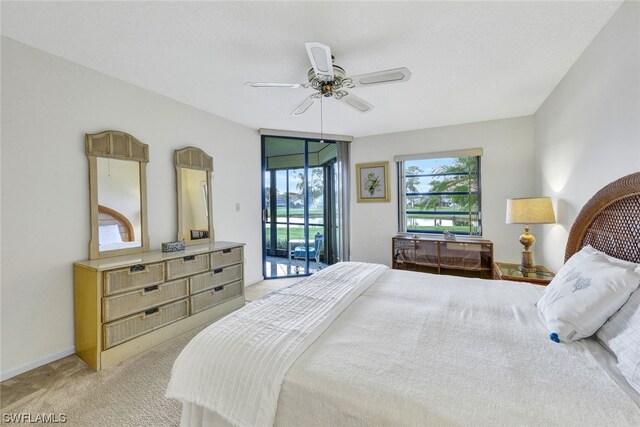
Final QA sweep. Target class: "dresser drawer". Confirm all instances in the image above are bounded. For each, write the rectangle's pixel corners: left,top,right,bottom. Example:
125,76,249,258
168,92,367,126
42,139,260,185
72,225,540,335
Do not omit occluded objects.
103,298,189,349
190,280,243,314
190,263,243,294
102,278,189,323
211,247,243,268
166,254,209,280
103,263,165,296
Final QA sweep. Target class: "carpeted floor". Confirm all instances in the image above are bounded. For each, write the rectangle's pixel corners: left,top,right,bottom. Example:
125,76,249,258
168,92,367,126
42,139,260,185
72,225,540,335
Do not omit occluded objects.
0,278,298,426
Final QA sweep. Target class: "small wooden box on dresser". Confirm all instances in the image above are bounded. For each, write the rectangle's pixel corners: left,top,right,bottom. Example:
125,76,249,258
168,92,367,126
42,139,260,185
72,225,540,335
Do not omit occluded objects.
392,235,494,279
74,241,245,371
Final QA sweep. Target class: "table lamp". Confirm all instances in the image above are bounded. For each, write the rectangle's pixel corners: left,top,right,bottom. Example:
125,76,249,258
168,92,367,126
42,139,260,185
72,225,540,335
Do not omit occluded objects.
506,197,556,273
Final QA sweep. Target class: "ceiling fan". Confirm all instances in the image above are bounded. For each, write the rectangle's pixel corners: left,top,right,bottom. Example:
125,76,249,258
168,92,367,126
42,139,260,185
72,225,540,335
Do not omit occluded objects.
246,42,411,116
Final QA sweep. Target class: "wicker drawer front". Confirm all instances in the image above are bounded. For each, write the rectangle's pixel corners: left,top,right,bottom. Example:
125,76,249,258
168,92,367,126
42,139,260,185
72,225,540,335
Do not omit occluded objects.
103,299,189,349
191,281,243,314
166,254,209,280
102,279,189,323
211,247,243,268
104,263,165,296
190,263,243,294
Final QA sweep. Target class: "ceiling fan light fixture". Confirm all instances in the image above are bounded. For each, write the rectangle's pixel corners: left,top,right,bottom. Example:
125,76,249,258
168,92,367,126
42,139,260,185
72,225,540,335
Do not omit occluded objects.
249,42,410,116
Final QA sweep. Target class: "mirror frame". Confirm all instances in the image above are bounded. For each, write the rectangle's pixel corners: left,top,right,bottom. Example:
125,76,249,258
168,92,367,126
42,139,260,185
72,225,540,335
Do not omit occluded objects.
86,131,150,260
175,147,214,246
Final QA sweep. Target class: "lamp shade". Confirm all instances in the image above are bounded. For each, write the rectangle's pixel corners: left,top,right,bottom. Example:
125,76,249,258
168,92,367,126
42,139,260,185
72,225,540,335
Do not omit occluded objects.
506,197,556,224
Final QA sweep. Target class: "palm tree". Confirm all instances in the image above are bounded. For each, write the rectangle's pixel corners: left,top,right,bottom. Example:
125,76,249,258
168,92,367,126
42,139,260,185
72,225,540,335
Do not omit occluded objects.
405,165,423,193
295,168,324,207
404,165,424,227
428,157,478,211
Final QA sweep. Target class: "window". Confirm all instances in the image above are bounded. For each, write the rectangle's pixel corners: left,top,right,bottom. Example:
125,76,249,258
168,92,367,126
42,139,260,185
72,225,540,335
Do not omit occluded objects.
397,152,481,235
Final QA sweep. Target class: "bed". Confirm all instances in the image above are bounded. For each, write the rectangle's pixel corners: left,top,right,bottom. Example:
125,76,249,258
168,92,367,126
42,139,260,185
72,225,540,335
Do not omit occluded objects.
167,172,640,426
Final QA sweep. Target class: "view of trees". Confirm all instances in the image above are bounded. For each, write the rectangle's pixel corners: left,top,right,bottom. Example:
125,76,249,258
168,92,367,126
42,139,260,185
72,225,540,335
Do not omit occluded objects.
295,168,324,208
405,157,480,234
265,167,326,251
407,157,478,212
264,167,325,210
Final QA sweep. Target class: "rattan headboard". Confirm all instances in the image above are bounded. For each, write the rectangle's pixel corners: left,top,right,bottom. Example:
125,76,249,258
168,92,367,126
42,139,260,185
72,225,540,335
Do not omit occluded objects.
565,172,640,263
98,205,135,242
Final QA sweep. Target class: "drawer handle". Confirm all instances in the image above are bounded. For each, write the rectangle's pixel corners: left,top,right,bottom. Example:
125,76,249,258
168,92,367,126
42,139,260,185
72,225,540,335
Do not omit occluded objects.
222,249,232,254
213,268,223,274
143,307,159,318
142,285,160,294
214,286,224,292
130,264,146,273
183,255,195,262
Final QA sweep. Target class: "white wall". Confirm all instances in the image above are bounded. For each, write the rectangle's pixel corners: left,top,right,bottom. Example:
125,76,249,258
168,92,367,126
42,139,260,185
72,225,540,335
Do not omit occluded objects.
350,116,535,266
0,37,262,378
534,1,640,273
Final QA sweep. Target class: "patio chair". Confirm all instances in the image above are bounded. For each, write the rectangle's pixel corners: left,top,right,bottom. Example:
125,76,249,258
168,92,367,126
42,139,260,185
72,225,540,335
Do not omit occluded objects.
291,233,324,274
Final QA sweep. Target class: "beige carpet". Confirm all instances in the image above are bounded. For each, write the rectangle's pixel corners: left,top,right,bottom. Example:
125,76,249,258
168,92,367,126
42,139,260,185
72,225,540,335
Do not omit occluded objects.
0,278,297,426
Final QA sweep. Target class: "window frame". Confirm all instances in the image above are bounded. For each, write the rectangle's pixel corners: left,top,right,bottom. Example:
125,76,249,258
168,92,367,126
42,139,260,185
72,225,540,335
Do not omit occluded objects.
397,154,482,236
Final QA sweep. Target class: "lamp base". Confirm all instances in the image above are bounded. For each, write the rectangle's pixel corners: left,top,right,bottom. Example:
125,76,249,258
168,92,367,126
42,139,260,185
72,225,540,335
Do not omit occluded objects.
519,250,536,273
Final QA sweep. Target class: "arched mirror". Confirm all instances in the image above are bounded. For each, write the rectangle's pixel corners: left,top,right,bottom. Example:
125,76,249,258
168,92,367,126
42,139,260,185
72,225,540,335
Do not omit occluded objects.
175,147,214,245
86,131,150,259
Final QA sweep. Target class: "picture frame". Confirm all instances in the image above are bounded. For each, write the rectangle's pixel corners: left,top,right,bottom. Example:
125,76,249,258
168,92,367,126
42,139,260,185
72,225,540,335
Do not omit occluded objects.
356,161,390,203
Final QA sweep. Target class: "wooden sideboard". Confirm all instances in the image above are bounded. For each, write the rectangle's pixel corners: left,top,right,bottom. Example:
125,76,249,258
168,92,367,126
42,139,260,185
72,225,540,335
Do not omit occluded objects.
392,235,494,279
74,241,245,371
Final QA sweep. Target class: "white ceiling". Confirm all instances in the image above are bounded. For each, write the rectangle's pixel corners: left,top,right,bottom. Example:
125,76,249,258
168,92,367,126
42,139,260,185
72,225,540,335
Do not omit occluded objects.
1,1,622,138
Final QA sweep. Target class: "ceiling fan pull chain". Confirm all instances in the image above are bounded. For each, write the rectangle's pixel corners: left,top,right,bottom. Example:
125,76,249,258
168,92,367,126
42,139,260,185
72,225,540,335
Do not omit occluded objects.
320,96,324,143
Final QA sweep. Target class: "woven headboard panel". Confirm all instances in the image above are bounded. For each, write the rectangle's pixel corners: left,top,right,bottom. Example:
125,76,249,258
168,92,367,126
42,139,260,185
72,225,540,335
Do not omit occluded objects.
98,205,135,242
565,172,640,263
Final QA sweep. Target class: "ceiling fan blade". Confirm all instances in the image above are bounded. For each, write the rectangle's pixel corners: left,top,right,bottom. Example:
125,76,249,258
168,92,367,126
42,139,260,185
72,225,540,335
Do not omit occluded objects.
346,67,411,87
337,91,374,113
244,82,305,88
291,94,318,116
305,42,334,82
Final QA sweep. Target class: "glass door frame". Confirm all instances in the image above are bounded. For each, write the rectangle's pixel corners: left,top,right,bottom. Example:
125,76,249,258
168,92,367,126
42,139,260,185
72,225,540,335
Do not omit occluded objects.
261,135,336,279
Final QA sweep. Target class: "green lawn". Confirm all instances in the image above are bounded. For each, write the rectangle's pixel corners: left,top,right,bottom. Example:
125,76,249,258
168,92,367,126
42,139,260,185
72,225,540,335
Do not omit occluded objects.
275,207,323,218
265,225,324,250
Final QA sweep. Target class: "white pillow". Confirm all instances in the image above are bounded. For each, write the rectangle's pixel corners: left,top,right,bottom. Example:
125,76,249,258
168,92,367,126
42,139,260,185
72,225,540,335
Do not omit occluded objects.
99,224,123,244
536,251,640,342
597,288,640,393
576,244,639,271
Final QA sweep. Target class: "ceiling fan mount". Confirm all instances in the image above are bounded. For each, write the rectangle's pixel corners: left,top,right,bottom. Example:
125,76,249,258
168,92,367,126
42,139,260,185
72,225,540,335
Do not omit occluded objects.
246,42,411,115
307,63,351,99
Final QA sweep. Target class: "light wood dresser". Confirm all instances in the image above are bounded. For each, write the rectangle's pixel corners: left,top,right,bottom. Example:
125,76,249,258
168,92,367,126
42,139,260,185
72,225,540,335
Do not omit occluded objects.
74,241,245,371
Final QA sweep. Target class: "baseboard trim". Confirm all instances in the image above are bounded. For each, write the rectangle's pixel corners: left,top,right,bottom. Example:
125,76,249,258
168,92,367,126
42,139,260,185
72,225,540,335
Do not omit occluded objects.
245,278,261,287
1,346,76,382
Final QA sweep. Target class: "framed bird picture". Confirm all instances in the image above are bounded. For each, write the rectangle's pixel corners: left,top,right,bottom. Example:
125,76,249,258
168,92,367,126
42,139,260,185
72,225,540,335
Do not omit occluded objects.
356,161,390,203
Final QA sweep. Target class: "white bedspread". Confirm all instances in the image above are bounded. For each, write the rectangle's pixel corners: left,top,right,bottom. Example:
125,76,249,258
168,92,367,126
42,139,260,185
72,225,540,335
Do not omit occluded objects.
166,262,389,427
273,269,640,426
180,267,640,426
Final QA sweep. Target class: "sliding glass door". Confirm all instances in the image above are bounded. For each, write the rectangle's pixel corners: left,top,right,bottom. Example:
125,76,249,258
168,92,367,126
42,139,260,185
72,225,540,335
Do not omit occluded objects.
262,136,342,278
